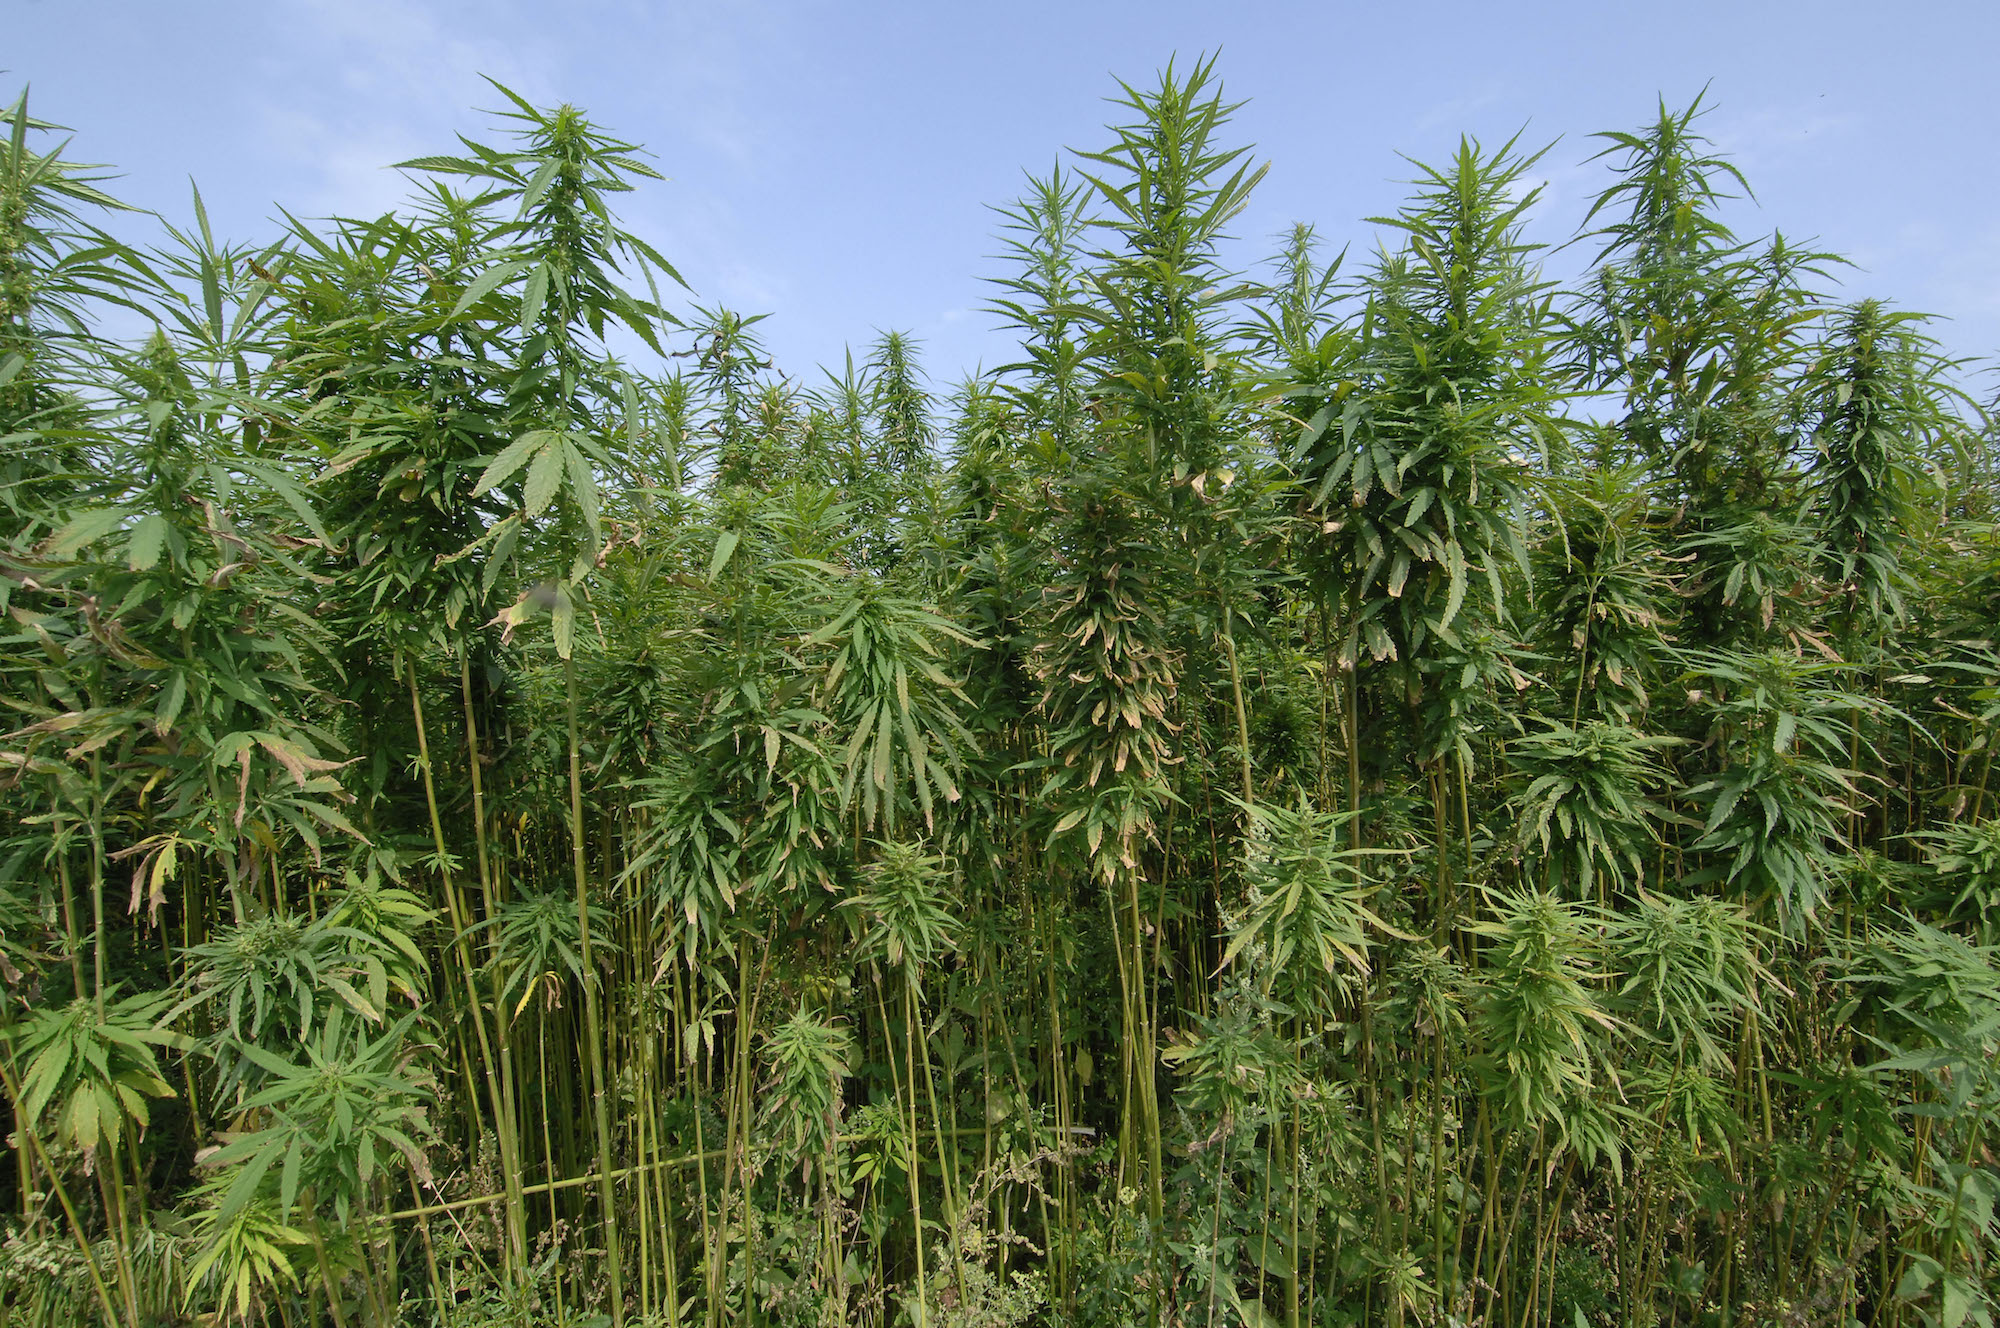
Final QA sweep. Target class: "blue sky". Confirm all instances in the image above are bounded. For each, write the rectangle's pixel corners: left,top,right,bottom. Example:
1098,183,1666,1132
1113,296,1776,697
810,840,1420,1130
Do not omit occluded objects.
13,1,2000,395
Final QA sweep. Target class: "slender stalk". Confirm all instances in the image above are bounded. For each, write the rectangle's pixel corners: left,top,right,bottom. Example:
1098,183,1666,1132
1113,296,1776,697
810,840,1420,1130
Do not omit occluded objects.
566,654,626,1326
0,1058,118,1327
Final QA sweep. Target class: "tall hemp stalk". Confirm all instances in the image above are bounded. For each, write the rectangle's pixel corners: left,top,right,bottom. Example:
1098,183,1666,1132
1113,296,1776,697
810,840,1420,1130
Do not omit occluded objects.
1,65,1998,1328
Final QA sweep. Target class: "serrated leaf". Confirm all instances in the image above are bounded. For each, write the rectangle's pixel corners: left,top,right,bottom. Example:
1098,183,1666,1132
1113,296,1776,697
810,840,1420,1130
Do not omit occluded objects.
241,461,331,545
520,260,550,332
321,973,381,1023
551,582,576,660
45,508,126,558
449,258,529,319
127,513,169,571
706,530,740,584
563,440,600,543
473,430,554,498
524,438,564,517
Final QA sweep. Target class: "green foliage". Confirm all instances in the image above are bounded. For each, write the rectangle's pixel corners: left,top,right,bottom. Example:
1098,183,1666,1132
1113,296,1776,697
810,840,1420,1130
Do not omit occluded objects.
6,989,180,1164
1919,817,2000,942
1471,889,1615,1130
1809,299,1958,630
1223,798,1395,1014
203,1009,434,1229
1608,891,1764,1071
1,60,1996,1328
1508,719,1681,898
851,840,959,978
1074,54,1264,483
176,880,429,1097
1305,131,1551,691
474,886,611,1015
760,1004,851,1168
185,1180,307,1325
1533,462,1674,721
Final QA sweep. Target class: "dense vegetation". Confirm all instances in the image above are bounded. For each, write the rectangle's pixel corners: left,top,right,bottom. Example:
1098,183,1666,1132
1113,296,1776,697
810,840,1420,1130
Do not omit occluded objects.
3,58,1999,1328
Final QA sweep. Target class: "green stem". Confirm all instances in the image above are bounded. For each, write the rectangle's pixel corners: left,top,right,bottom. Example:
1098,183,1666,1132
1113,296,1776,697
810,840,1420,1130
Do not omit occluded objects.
566,653,626,1326
0,1057,118,1327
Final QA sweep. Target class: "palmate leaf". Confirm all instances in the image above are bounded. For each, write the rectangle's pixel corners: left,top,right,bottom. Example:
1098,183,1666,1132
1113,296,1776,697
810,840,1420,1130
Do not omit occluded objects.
1509,719,1683,898
1472,889,1618,1129
186,1180,307,1323
472,429,559,498
815,583,977,833
204,1010,434,1227
471,887,614,1014
447,256,530,319
6,991,182,1161
1223,798,1404,1011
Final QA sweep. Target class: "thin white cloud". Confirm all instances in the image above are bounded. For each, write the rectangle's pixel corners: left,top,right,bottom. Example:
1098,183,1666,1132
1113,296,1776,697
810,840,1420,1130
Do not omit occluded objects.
1411,85,1507,137
1712,103,1861,177
243,0,551,220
